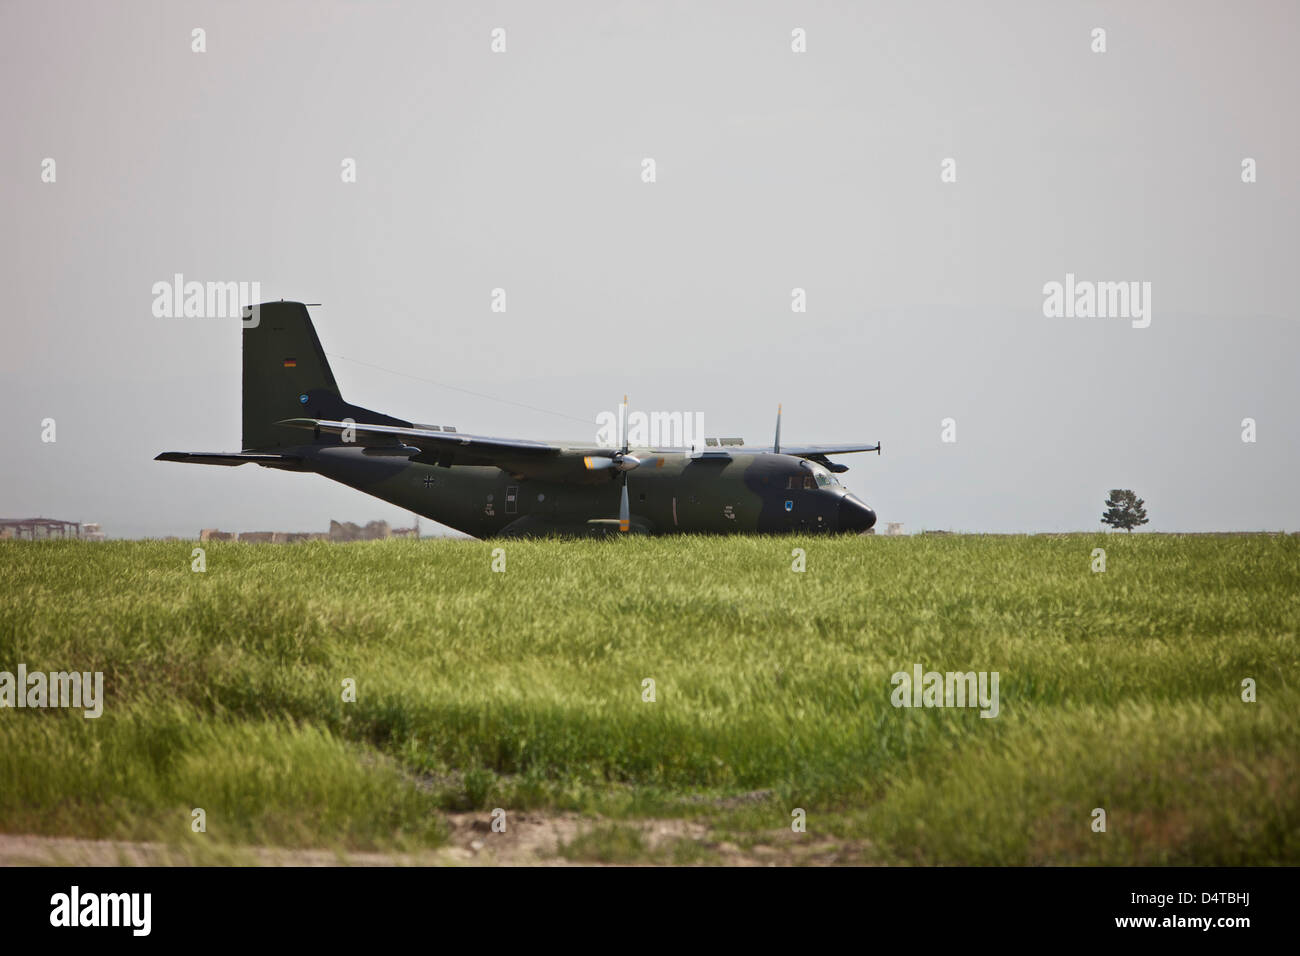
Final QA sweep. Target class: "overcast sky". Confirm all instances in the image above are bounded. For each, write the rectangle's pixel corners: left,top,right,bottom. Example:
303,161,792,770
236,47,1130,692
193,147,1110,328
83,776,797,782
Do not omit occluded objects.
2,0,1296,537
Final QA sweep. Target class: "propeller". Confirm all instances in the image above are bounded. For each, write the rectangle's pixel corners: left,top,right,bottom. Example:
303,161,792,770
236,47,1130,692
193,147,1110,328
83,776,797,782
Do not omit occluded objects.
773,403,782,454
619,472,630,533
581,395,639,531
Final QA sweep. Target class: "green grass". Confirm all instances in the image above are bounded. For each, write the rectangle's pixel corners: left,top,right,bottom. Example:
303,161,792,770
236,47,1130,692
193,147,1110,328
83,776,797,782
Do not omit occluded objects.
1,534,1297,864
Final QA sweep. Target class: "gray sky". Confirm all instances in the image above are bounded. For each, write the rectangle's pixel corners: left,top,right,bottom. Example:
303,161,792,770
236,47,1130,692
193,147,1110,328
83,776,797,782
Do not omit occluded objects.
2,0,1297,537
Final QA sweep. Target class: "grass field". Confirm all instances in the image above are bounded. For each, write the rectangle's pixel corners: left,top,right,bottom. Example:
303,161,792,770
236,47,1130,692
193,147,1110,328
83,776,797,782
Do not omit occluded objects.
1,534,1297,865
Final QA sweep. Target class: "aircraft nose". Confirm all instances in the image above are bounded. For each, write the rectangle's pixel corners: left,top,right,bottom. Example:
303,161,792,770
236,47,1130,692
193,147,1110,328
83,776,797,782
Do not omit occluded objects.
838,495,877,533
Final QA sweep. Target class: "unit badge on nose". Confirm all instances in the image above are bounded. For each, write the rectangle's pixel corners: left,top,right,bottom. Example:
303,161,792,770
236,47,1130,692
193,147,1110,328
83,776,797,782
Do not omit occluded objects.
784,500,793,511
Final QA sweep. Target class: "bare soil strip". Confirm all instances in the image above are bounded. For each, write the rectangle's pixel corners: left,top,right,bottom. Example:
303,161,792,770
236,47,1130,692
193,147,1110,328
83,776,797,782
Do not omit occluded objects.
1,814,866,867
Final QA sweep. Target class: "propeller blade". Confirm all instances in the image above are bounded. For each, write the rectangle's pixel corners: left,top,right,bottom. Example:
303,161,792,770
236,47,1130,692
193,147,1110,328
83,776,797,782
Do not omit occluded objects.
773,402,782,454
619,394,629,456
619,475,630,532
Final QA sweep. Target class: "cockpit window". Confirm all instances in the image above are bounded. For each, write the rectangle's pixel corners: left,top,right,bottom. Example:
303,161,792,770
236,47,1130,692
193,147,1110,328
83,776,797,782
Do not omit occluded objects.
788,471,840,489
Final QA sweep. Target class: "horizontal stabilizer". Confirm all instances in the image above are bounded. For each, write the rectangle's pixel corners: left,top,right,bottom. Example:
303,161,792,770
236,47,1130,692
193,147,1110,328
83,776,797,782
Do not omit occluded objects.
155,452,304,470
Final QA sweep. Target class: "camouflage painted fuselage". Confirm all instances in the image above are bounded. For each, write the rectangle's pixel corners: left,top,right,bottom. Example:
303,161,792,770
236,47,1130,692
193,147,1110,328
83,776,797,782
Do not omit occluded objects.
294,444,876,538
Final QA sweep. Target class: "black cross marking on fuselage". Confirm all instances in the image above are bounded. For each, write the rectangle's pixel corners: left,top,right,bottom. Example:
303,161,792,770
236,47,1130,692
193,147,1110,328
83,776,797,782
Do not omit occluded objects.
423,475,435,488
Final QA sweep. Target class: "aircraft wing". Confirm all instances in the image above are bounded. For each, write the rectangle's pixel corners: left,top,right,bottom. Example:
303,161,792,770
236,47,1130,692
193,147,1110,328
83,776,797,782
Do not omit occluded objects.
281,419,557,456
772,442,880,473
279,418,879,476
777,443,881,457
278,418,602,479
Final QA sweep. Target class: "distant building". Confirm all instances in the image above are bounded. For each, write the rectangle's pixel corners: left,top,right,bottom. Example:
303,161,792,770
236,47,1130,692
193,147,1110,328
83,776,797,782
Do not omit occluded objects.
0,517,95,540
196,519,417,543
884,522,905,536
237,531,281,543
329,519,391,541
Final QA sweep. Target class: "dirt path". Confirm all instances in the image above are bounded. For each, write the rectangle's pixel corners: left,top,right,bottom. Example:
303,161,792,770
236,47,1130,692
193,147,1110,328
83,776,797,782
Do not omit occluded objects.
1,814,867,866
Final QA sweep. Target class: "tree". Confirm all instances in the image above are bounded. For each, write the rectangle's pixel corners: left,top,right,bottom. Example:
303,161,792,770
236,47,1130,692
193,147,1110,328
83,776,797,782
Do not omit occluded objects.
1101,489,1149,532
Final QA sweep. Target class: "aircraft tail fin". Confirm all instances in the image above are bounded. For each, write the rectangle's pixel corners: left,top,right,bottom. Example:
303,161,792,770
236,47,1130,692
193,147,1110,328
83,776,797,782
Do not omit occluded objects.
241,302,411,450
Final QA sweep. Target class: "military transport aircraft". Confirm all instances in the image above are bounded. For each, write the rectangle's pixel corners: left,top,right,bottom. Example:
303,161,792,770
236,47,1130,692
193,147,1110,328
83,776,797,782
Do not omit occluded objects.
157,302,879,537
